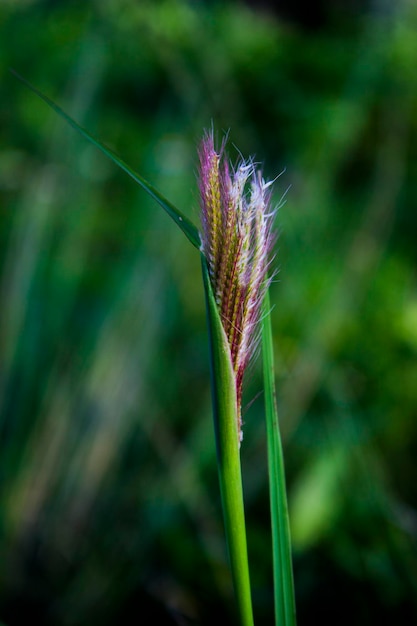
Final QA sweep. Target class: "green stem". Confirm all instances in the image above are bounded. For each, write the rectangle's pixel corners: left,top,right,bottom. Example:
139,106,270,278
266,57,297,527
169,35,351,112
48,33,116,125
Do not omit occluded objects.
202,255,254,626
262,288,296,626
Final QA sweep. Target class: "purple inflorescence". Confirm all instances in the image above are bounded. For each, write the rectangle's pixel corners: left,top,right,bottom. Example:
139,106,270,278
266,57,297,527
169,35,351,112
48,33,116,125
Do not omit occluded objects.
199,131,276,442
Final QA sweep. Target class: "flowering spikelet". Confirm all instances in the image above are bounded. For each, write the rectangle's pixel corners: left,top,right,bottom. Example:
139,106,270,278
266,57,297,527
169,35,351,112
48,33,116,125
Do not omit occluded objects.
199,131,276,443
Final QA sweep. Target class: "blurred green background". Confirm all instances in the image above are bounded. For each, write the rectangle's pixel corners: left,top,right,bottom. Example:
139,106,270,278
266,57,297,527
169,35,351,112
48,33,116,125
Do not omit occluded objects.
1,0,417,624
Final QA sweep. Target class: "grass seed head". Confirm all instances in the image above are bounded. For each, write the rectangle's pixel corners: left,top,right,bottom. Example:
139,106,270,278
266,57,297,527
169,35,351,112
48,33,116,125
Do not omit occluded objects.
199,130,276,443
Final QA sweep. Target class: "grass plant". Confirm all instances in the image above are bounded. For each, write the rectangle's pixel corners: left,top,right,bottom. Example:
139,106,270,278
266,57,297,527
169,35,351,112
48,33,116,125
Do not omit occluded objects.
12,71,296,626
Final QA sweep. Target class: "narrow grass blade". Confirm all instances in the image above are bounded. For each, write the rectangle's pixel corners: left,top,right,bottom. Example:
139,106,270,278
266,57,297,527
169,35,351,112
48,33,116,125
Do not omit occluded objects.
202,255,254,626
261,287,296,626
10,70,200,250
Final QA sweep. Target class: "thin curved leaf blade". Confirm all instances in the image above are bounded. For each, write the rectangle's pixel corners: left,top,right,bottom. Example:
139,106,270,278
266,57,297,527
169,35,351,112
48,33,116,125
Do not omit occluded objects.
262,287,296,626
11,70,200,249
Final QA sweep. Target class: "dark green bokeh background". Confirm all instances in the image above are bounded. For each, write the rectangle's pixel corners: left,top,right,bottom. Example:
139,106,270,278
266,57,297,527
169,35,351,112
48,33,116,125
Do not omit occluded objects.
1,1,417,624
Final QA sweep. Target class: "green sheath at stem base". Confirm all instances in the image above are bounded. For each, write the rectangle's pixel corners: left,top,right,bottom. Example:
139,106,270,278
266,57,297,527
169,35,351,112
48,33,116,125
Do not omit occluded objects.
202,256,254,626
